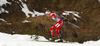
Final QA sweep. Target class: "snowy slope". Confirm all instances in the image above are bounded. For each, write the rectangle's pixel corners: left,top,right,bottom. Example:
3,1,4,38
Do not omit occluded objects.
0,32,100,46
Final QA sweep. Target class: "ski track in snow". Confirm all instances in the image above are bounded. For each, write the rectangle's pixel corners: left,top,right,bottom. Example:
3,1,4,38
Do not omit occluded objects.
0,32,100,46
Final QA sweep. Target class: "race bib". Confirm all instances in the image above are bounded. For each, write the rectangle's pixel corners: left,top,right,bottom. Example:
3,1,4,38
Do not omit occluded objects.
55,23,60,28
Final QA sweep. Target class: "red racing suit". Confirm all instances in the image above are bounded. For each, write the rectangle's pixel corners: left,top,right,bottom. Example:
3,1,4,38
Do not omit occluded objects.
50,13,63,38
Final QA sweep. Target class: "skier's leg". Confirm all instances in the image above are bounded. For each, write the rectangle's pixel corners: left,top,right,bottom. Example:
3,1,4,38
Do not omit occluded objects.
50,22,59,37
50,26,56,37
55,29,61,39
50,26,56,41
55,28,63,42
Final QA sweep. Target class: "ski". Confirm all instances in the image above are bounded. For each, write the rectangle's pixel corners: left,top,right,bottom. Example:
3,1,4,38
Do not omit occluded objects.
36,40,66,43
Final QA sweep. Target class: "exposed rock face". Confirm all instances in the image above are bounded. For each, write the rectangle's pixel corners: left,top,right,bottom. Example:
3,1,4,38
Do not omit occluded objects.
0,0,100,43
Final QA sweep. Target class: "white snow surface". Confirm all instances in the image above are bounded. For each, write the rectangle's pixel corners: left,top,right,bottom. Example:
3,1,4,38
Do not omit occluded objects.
0,18,7,22
62,11,81,21
0,0,9,6
19,0,34,18
22,20,32,23
0,32,100,46
19,0,44,18
0,18,11,25
0,0,10,14
0,8,9,14
62,11,81,18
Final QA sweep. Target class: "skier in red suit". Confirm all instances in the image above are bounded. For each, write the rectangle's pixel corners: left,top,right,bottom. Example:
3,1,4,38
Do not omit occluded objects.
45,11,67,42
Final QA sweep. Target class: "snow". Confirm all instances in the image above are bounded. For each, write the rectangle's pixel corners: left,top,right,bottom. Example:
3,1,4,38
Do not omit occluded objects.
0,8,9,14
19,0,34,18
24,0,27,2
33,10,44,17
0,0,9,6
19,0,44,18
0,0,10,14
0,18,11,25
63,11,81,18
22,20,32,23
0,32,100,46
62,11,81,21
98,0,100,2
0,18,7,23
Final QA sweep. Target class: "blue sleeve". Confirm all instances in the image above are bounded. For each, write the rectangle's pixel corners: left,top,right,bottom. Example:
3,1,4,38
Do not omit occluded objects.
59,17,64,20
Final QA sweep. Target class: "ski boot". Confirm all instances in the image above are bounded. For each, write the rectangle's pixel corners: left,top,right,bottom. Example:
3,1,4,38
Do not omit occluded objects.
57,39,63,42
49,37,55,42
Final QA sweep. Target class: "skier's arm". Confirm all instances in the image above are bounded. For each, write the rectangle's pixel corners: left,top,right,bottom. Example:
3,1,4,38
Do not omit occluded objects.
59,15,67,22
60,15,67,19
59,16,67,22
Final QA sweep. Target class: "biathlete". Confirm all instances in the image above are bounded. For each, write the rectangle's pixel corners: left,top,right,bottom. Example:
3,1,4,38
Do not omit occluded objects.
45,11,67,42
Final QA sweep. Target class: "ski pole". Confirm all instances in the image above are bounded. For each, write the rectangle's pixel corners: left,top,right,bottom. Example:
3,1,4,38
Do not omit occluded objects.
67,21,87,32
67,21,100,38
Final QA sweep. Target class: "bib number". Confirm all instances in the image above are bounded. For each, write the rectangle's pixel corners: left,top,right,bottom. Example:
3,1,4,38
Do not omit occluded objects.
55,23,60,28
